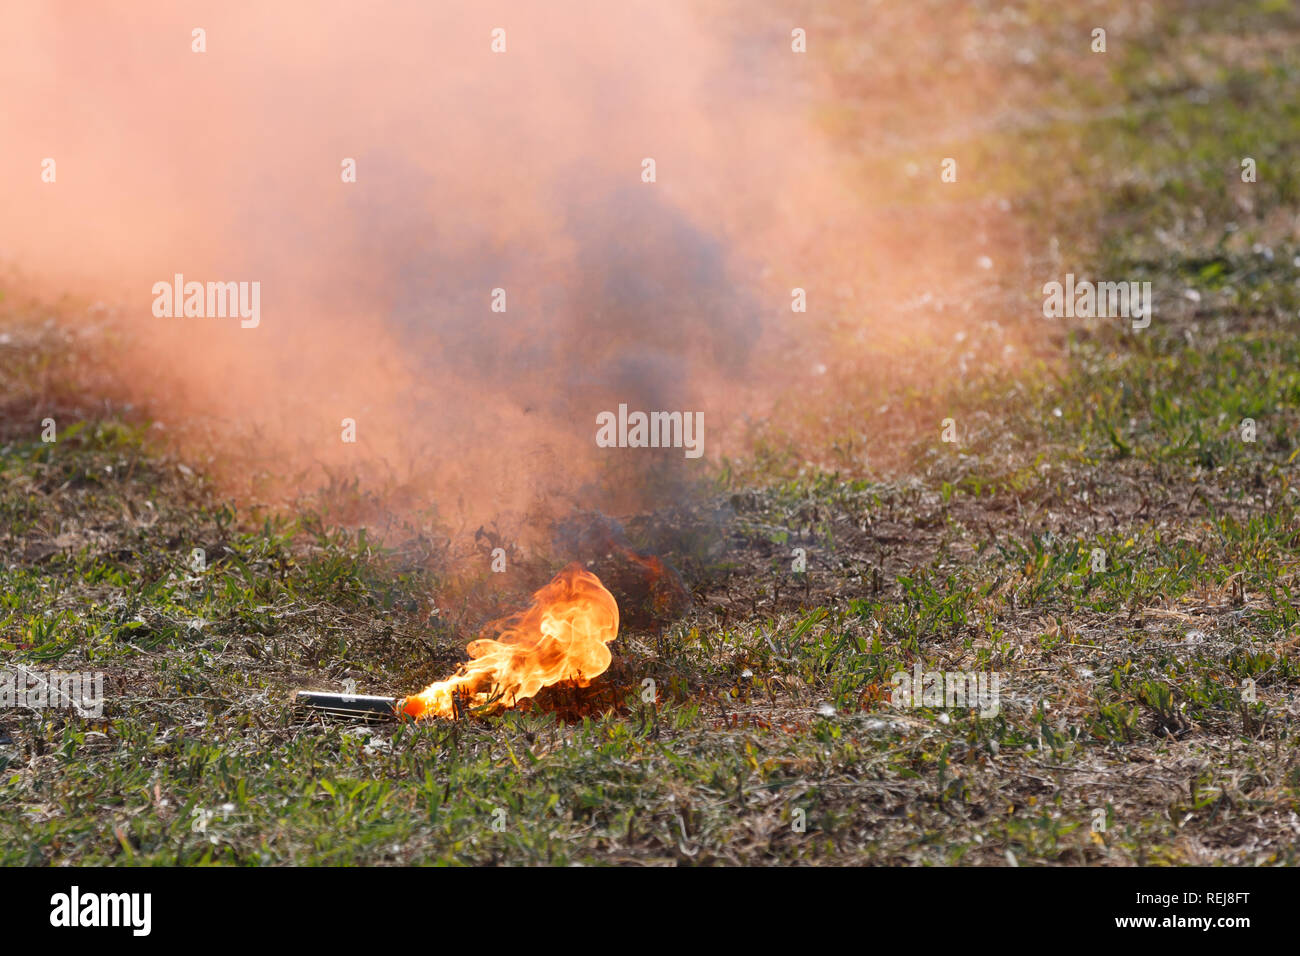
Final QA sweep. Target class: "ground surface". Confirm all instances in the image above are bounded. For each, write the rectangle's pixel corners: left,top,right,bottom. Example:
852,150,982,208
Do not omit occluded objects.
3,0,1300,864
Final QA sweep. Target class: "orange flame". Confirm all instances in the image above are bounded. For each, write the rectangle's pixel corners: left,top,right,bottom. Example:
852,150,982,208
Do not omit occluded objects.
399,564,619,719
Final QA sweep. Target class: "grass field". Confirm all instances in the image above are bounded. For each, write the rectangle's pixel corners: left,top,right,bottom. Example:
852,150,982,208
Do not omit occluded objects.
3,0,1300,865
